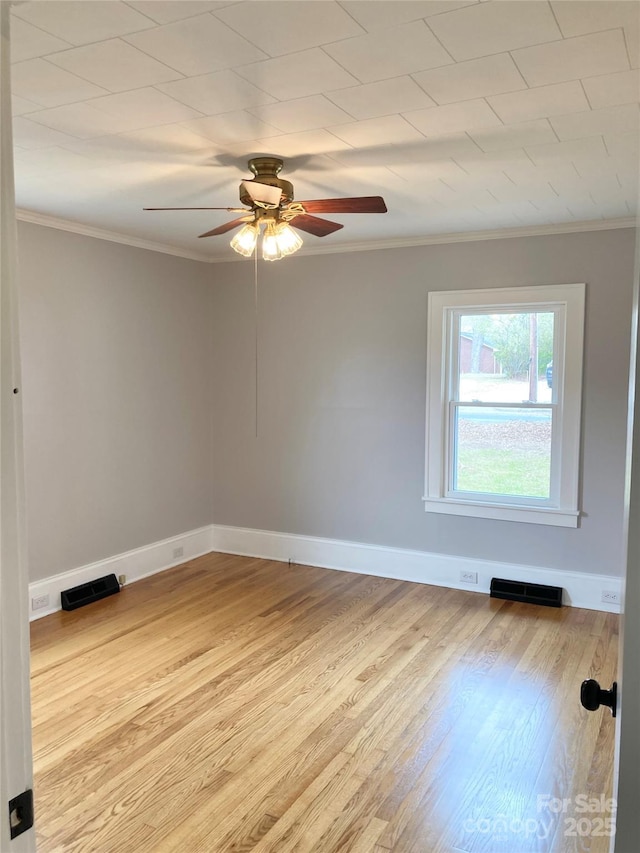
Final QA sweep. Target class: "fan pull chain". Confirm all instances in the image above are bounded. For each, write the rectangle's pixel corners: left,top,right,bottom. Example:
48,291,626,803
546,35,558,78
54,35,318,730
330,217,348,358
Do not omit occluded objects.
254,246,259,438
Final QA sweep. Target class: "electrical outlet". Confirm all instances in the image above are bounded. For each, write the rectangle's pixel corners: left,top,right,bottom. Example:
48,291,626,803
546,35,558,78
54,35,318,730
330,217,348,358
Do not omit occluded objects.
172,546,184,560
460,570,478,584
31,594,49,611
601,590,620,605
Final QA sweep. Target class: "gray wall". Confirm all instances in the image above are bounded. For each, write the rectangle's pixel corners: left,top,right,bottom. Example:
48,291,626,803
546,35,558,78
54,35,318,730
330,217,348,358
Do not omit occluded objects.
211,228,636,578
18,222,214,582
17,224,635,584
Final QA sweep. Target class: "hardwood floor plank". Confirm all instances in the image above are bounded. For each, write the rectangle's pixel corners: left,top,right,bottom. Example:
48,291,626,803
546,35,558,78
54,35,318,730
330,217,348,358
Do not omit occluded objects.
31,555,618,853
343,817,388,853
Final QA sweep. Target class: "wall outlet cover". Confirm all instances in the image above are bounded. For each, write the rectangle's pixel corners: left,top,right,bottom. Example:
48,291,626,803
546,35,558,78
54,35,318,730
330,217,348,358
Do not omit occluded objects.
601,590,620,604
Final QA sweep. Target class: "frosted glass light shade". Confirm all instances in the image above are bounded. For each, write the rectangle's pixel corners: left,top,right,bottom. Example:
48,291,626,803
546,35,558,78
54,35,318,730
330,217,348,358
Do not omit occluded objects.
276,223,303,255
230,223,258,257
262,222,282,261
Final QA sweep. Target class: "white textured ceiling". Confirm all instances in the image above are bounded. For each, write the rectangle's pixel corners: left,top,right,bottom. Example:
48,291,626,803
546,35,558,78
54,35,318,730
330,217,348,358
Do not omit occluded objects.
9,0,640,261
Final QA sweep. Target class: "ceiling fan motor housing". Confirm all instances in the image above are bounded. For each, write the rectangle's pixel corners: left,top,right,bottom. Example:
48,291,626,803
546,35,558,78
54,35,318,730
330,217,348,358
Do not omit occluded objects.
239,157,293,206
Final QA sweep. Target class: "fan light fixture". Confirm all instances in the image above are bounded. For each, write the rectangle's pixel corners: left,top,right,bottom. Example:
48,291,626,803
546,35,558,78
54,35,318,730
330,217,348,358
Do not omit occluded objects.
144,158,387,258
230,218,303,261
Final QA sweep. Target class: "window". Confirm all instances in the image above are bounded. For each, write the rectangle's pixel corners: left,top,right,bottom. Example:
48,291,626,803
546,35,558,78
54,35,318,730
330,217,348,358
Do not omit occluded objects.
424,283,585,527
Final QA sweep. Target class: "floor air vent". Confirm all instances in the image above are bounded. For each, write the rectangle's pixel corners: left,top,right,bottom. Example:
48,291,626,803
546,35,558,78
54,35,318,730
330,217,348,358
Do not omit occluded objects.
490,577,563,608
61,573,120,611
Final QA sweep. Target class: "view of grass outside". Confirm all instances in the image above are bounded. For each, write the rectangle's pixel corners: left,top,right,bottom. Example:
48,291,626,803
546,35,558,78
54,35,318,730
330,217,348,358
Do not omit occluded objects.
456,447,550,498
455,413,552,498
453,375,553,499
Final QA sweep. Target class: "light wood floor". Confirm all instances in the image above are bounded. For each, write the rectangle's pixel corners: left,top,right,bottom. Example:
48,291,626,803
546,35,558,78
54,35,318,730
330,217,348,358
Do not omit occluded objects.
30,553,618,853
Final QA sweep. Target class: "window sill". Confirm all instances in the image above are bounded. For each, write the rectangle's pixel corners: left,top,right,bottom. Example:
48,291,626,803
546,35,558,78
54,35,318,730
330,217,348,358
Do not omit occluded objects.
422,497,579,527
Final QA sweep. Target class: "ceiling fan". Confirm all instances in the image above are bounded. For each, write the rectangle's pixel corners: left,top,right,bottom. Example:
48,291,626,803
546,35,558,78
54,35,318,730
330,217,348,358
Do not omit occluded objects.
144,156,387,260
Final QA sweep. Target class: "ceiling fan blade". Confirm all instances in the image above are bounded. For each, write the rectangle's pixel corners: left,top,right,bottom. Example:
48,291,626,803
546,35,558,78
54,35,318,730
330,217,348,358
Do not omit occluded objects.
296,196,387,214
198,217,252,238
241,180,283,206
144,206,246,211
290,214,344,237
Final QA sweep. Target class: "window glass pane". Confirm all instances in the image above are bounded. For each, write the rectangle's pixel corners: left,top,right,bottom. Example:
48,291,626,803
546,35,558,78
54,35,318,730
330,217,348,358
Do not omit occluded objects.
453,406,552,499
457,312,554,404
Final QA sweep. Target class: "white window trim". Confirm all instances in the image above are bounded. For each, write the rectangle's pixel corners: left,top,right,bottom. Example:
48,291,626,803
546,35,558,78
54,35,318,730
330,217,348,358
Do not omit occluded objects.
424,283,585,527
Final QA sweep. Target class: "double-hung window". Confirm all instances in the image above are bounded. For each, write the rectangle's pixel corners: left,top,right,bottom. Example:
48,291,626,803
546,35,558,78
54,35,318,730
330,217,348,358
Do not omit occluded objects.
424,284,585,527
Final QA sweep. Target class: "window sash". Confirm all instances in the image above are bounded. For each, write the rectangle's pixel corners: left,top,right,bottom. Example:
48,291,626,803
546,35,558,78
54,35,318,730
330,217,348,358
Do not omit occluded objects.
450,305,562,405
446,303,564,508
446,401,558,506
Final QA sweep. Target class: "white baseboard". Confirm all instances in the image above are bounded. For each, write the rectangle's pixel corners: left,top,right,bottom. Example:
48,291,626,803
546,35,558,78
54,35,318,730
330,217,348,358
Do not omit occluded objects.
209,524,622,614
28,525,214,621
29,522,622,620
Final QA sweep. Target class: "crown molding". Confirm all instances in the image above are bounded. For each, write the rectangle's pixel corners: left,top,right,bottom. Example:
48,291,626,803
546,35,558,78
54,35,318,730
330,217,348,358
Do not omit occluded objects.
16,209,636,265
16,209,212,263
283,217,638,260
